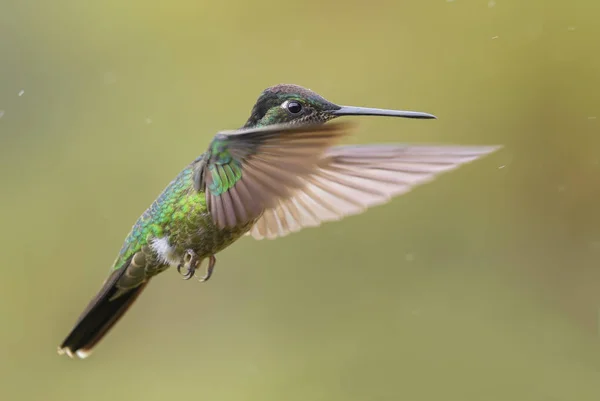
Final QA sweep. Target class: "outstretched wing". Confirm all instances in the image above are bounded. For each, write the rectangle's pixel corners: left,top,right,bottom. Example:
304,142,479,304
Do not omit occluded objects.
198,120,501,238
198,121,355,229
247,144,502,239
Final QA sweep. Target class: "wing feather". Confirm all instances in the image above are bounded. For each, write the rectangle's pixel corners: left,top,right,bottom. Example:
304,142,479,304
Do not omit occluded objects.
200,120,501,236
202,121,354,229
247,144,502,240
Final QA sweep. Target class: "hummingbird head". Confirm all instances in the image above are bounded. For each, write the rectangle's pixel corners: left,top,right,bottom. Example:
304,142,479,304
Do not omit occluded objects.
243,83,437,128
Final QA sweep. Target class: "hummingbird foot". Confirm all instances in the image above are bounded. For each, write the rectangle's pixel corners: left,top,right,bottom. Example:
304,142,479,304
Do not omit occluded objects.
199,255,216,282
177,249,200,280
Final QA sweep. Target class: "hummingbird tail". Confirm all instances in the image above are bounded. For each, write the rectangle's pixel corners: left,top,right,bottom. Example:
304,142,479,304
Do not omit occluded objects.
58,267,150,359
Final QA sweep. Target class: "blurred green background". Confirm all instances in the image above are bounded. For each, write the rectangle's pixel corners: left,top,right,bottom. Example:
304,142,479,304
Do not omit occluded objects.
1,1,600,400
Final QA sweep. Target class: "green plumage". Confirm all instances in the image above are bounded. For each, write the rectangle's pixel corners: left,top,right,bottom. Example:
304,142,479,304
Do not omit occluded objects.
114,166,199,268
113,157,252,280
206,138,244,196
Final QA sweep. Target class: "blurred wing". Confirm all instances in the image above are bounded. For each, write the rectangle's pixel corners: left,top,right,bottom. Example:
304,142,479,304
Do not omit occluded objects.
200,121,355,229
248,144,502,240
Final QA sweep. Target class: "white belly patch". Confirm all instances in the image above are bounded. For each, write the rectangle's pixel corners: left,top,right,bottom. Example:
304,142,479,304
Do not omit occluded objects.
150,237,180,266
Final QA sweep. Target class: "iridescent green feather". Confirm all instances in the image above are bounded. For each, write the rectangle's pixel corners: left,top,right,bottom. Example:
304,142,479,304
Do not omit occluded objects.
207,138,244,196
111,164,207,272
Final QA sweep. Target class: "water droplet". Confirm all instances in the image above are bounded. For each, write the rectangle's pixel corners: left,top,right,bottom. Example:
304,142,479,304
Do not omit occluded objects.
588,116,597,120
18,90,24,96
488,0,496,8
405,253,415,262
145,118,153,124
498,165,505,169
567,26,576,31
0,110,4,119
491,35,499,40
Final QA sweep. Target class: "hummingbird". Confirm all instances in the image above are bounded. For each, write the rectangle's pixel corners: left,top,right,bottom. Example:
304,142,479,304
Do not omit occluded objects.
58,84,501,359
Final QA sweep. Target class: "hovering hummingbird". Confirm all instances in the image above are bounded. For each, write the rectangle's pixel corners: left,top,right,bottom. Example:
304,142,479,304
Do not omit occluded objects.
58,84,501,359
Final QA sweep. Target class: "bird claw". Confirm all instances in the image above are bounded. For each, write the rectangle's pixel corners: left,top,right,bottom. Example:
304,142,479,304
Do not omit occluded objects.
176,251,216,282
199,255,216,282
177,249,199,280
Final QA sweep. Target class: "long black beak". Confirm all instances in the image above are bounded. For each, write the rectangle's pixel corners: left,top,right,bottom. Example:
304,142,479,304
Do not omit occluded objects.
330,105,437,119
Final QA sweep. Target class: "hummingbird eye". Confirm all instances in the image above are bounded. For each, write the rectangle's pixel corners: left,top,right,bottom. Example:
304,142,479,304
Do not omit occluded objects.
283,100,303,114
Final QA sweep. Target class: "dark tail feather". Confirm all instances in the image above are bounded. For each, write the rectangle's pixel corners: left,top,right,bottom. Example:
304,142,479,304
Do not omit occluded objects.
58,267,149,359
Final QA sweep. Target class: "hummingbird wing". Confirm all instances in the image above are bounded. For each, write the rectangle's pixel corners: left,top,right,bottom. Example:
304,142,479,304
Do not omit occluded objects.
200,121,354,229
200,120,501,238
246,143,502,240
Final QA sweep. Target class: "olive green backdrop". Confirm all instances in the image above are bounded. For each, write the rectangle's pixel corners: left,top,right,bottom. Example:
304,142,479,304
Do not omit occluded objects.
1,1,599,400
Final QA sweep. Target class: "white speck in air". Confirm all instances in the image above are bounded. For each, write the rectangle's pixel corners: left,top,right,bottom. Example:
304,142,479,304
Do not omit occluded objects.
18,90,24,96
488,0,496,8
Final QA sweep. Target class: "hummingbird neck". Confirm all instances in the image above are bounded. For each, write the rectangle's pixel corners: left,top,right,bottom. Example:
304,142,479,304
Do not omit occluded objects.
242,110,282,128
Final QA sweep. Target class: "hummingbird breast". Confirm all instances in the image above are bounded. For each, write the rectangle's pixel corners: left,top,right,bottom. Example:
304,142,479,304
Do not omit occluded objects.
145,165,258,267
122,164,256,276
152,212,255,267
